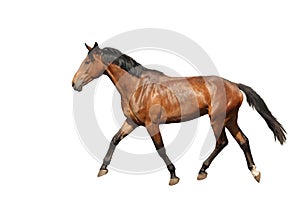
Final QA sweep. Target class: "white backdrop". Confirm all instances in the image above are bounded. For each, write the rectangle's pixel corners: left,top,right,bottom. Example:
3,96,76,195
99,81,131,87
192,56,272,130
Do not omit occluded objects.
0,0,299,199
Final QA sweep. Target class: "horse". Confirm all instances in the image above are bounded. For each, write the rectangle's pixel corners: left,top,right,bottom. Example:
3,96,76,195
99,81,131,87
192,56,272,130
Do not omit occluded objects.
72,42,286,186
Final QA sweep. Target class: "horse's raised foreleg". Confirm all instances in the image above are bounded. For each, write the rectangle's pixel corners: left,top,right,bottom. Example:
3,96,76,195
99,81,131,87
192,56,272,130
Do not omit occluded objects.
97,119,137,177
226,118,261,182
146,124,180,186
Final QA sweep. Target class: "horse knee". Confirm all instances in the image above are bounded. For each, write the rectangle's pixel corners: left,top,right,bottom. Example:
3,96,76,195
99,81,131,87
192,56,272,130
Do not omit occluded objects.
221,137,228,148
216,135,228,149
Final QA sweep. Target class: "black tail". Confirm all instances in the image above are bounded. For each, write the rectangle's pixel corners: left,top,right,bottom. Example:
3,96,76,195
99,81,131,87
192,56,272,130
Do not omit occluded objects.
238,83,286,144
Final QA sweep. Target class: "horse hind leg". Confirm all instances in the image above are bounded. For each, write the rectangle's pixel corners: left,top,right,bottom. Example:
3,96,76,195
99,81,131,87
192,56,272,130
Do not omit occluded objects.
198,117,228,180
226,117,261,182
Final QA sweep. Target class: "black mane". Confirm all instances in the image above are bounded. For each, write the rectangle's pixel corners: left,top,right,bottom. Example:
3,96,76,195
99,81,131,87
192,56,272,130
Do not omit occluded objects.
99,47,150,77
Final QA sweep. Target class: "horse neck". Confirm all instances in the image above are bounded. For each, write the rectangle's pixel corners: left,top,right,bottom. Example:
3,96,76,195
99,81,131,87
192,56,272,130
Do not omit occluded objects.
104,64,139,100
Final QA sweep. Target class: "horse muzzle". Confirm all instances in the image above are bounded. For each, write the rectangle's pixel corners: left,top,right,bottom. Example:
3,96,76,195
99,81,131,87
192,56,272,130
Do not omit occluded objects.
72,80,83,92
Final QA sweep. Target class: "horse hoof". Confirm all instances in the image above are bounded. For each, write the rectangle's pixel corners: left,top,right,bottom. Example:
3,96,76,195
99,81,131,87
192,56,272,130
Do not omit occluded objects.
169,177,180,186
254,171,261,183
97,169,108,177
251,165,261,183
197,171,207,180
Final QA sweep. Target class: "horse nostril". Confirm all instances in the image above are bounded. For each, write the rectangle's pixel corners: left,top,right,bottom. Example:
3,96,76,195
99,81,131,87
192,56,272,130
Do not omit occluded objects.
72,82,75,87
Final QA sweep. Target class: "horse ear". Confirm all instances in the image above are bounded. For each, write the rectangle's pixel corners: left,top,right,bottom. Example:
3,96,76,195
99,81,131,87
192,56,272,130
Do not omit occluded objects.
93,42,98,48
85,43,92,51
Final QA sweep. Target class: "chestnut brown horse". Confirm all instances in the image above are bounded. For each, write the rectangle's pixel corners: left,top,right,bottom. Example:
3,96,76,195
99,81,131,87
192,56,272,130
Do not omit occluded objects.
72,42,286,185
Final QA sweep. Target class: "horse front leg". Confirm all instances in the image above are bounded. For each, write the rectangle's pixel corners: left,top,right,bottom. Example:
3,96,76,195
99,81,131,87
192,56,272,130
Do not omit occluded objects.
98,119,137,177
146,123,180,186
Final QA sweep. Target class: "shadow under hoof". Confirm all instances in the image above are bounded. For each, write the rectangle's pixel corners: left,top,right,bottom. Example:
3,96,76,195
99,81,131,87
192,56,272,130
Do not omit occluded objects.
97,169,108,177
169,177,180,186
254,172,261,183
197,171,208,180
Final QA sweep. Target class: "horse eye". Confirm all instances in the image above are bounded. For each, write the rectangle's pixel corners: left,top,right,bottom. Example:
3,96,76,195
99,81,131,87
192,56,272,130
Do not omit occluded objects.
85,61,90,64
